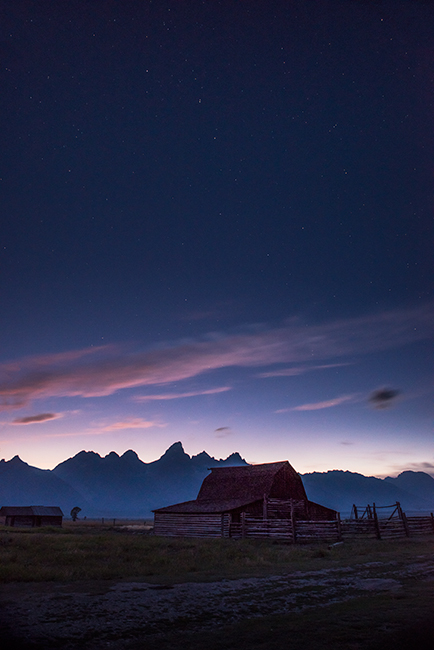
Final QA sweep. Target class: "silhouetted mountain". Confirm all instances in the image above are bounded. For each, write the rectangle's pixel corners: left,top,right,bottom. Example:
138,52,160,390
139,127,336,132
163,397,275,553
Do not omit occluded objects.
52,442,248,517
384,471,434,505
0,455,89,515
302,470,434,515
1,444,433,519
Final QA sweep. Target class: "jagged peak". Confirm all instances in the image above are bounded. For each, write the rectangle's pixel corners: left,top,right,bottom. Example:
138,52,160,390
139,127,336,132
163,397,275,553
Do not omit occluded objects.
104,451,120,460
75,450,102,459
9,455,26,465
223,452,246,465
192,451,213,461
160,441,188,458
121,449,140,460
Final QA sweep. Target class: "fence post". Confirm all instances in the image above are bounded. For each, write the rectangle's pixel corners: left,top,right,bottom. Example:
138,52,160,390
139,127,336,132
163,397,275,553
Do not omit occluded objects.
263,494,268,520
290,499,297,543
241,511,246,539
373,503,381,540
431,513,434,535
336,512,342,541
396,502,409,537
352,504,358,520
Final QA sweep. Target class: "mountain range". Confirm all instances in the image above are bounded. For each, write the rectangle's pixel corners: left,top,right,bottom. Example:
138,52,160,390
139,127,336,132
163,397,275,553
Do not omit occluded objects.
1,442,433,519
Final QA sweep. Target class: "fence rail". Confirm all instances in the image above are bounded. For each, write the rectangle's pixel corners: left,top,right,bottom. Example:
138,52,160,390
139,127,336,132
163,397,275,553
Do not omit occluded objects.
155,508,434,543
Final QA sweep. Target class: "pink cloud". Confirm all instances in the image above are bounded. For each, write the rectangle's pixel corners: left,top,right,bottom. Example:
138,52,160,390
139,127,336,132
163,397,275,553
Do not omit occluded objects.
258,363,350,378
95,418,166,432
0,305,431,411
135,386,231,401
283,394,356,412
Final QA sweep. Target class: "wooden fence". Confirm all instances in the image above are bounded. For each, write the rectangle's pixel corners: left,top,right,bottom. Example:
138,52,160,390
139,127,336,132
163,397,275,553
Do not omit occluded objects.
229,513,434,543
154,507,434,543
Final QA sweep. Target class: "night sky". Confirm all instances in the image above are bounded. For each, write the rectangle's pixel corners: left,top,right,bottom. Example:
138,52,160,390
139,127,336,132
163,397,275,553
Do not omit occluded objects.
1,1,433,476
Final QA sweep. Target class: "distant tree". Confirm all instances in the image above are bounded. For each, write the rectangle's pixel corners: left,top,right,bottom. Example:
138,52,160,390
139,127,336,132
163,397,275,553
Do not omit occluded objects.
70,506,81,521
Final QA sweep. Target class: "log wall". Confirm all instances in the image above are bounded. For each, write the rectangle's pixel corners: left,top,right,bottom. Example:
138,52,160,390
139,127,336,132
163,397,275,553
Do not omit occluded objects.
295,520,340,543
154,512,230,538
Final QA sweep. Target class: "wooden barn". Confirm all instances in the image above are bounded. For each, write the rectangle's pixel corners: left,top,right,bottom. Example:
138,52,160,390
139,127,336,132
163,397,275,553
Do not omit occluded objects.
0,506,64,528
153,461,337,540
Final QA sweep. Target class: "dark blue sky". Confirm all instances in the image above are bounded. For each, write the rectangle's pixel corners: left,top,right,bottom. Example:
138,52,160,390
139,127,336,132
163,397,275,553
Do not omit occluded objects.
1,1,433,474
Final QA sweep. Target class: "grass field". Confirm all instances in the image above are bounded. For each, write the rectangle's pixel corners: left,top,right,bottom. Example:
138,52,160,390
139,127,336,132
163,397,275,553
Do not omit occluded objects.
0,522,433,649
0,520,430,583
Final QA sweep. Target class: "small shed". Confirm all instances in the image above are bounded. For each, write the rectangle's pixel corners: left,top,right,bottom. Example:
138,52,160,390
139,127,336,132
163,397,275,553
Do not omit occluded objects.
0,506,64,528
153,461,337,539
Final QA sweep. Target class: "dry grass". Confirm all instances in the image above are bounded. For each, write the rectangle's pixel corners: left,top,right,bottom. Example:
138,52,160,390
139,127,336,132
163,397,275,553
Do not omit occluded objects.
0,522,433,584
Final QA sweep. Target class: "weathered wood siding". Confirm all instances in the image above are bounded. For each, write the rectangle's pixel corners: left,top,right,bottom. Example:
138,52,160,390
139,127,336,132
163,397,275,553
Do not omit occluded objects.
295,520,340,543
4,515,63,527
154,512,230,538
6,516,34,527
341,515,434,540
340,519,378,539
39,516,62,527
406,515,434,536
229,516,294,541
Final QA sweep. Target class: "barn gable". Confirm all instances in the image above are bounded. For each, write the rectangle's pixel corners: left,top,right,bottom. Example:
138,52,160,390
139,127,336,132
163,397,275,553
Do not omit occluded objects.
197,461,307,503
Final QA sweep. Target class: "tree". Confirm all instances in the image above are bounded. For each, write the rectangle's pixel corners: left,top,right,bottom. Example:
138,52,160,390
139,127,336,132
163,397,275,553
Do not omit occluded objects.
70,506,81,521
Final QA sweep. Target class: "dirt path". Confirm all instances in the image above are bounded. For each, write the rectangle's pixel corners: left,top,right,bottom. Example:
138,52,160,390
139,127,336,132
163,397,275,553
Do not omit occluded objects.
1,555,434,649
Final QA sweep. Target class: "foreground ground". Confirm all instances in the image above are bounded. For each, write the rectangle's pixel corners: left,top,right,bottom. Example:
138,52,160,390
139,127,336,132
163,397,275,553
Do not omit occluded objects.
0,525,433,649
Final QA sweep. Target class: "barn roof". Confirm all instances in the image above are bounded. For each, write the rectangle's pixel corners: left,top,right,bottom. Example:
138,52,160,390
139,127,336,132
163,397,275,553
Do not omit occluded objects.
0,506,64,516
153,497,260,514
153,461,308,513
197,461,305,501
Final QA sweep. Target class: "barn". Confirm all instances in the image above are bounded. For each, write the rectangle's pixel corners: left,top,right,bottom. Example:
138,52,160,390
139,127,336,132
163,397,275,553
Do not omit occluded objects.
153,461,337,539
0,506,64,528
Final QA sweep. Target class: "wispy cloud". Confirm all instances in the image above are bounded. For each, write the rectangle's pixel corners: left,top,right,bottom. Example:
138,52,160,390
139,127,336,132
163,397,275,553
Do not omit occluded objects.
384,461,434,478
214,426,232,438
0,305,431,411
11,412,62,425
257,363,350,378
135,386,231,401
95,418,166,432
276,394,356,412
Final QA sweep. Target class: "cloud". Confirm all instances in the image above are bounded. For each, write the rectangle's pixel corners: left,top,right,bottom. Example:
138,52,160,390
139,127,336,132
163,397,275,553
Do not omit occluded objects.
214,426,232,437
257,363,350,378
368,387,400,409
276,394,356,412
381,461,434,478
0,304,431,411
135,386,231,401
11,412,62,425
95,418,166,432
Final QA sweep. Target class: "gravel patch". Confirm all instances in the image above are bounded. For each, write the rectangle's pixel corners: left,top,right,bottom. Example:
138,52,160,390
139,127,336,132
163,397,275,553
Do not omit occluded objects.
1,556,433,649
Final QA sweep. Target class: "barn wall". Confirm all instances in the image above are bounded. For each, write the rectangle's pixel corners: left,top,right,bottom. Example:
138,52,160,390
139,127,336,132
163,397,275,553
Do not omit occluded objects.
230,515,294,541
306,501,338,521
7,516,34,527
154,512,229,538
40,516,63,527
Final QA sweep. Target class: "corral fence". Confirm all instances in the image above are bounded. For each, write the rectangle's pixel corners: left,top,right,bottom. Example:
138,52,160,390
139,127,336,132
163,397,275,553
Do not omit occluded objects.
342,501,434,541
228,502,434,543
